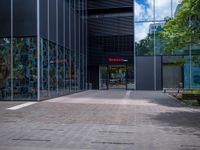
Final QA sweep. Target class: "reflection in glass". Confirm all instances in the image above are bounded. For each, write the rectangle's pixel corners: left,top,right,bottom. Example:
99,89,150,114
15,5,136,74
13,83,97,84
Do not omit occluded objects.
135,22,154,56
49,41,57,97
135,0,154,21
65,49,70,93
0,38,11,100
13,37,37,100
40,38,48,98
127,65,135,90
99,66,108,90
71,50,75,91
58,46,65,94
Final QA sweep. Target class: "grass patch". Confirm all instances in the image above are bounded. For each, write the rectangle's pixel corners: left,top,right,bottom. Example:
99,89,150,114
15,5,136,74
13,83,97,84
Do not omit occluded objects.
183,89,200,94
182,99,200,106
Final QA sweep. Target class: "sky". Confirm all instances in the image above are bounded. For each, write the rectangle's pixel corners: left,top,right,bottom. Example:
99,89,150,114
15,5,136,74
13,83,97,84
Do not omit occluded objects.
134,0,180,42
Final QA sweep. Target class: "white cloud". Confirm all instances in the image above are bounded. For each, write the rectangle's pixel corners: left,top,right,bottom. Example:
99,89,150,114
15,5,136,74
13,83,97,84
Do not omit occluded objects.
135,22,151,42
134,0,180,42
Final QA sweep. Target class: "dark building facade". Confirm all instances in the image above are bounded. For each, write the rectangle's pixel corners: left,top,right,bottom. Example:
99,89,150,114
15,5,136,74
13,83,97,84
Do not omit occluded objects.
0,0,200,101
0,0,87,101
87,0,135,90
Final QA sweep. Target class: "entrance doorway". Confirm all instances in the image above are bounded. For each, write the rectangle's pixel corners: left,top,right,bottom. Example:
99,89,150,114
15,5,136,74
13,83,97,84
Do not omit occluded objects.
99,65,135,90
109,65,126,89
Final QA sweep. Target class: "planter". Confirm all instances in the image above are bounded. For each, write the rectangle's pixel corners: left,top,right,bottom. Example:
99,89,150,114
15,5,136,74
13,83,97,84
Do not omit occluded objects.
182,93,200,104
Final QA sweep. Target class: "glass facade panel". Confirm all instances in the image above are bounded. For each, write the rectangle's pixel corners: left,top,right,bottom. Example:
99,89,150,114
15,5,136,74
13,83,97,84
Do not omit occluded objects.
13,37,37,100
0,0,87,101
135,22,154,56
71,50,76,91
49,41,57,97
65,49,70,93
135,0,154,21
127,65,135,90
0,38,11,100
40,38,48,98
58,46,65,94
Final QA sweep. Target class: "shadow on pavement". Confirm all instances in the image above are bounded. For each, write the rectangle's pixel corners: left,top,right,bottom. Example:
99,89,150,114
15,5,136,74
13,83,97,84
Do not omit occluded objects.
150,111,200,131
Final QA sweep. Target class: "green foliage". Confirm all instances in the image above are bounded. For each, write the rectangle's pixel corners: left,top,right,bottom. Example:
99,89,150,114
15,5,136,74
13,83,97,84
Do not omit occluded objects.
136,34,154,56
192,56,200,67
162,0,200,54
172,58,188,66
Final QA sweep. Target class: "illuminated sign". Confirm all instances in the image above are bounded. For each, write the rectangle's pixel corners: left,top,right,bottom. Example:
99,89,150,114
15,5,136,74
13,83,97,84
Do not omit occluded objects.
108,58,128,62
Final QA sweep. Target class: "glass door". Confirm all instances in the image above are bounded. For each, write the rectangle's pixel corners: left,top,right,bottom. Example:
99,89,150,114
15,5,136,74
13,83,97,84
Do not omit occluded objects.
99,66,109,90
109,65,126,89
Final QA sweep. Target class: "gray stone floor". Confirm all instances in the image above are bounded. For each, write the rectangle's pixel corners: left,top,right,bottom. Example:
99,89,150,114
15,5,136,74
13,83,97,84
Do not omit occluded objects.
0,90,200,150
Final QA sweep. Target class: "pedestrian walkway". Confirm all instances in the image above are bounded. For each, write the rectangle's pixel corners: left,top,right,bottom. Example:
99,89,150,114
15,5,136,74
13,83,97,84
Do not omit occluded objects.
0,90,200,150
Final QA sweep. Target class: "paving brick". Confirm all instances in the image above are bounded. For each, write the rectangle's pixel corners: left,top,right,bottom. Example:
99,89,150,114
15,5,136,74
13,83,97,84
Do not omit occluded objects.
0,90,200,150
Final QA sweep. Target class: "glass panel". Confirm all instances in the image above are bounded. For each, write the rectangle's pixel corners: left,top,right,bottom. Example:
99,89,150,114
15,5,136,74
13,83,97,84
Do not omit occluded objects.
65,49,70,93
135,0,154,21
49,41,57,97
162,56,183,88
191,43,200,88
99,66,108,90
184,55,191,89
40,38,48,98
58,46,65,94
155,0,172,20
172,0,181,18
0,38,11,100
13,37,37,100
127,65,135,90
191,55,200,88
154,21,165,55
109,66,126,89
71,50,75,91
135,22,154,56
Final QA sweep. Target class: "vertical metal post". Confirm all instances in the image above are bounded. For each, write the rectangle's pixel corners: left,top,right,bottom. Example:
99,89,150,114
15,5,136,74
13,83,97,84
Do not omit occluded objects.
189,36,192,89
133,0,136,90
189,16,192,89
74,0,77,91
153,0,157,91
79,0,81,91
69,0,72,92
56,0,58,94
171,0,173,18
11,0,13,101
63,0,66,93
37,0,40,101
85,0,88,88
47,0,50,97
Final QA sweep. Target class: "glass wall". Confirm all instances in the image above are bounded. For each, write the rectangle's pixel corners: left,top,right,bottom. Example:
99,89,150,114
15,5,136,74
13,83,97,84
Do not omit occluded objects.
0,38,11,100
135,0,200,89
40,38,48,98
13,37,37,100
0,0,87,101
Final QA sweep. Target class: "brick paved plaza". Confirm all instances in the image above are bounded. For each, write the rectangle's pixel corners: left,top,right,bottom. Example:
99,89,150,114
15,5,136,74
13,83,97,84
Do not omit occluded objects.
0,90,200,150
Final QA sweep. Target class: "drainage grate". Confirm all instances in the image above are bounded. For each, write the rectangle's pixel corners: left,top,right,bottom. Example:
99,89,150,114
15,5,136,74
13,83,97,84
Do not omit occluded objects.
92,141,134,145
12,138,51,142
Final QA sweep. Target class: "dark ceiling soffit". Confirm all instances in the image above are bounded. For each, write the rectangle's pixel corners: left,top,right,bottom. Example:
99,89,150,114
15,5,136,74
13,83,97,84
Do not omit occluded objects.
88,7,133,16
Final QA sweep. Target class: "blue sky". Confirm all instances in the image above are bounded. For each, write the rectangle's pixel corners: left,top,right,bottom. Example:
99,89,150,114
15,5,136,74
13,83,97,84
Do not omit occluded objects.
134,0,180,42
136,0,148,6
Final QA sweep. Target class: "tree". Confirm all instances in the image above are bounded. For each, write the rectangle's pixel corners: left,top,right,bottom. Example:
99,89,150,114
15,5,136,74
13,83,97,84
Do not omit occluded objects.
161,0,200,54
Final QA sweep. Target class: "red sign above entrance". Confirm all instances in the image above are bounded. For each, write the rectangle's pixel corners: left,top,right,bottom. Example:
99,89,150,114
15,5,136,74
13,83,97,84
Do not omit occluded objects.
108,58,128,63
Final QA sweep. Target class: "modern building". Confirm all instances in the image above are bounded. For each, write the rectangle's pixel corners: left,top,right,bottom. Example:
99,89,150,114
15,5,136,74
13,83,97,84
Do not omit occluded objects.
0,0,200,101
87,0,135,90
0,0,87,101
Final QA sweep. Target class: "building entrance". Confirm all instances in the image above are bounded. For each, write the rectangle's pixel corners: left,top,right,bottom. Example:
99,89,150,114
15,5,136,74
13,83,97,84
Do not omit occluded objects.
109,66,126,89
99,65,135,90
